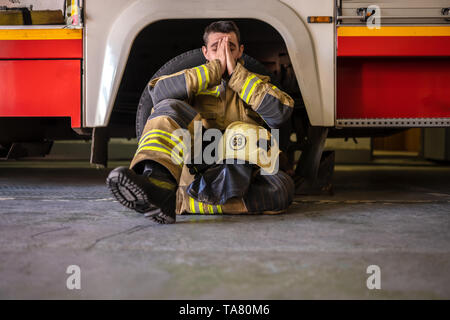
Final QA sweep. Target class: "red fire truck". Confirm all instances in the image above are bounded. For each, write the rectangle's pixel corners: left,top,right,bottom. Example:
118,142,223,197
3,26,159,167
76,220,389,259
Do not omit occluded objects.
0,0,449,189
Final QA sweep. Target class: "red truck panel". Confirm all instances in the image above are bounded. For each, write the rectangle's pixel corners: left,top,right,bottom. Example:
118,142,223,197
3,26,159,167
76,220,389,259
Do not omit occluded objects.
338,36,450,57
0,39,82,59
337,26,450,122
0,60,81,127
337,58,450,119
0,29,82,127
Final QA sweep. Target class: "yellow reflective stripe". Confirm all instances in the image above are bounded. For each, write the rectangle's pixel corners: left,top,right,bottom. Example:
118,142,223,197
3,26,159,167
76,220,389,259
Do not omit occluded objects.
271,85,277,90
139,129,185,148
197,86,220,97
197,91,219,97
141,133,183,151
137,139,183,162
190,197,196,213
240,75,254,100
201,64,210,90
140,136,184,157
138,138,162,148
137,146,183,166
139,129,175,145
0,29,82,40
139,130,157,144
246,79,262,104
188,198,223,214
195,67,203,93
148,177,176,191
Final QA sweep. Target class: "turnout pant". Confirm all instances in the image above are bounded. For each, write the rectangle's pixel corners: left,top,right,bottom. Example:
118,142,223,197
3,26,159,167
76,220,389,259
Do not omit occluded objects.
130,99,295,215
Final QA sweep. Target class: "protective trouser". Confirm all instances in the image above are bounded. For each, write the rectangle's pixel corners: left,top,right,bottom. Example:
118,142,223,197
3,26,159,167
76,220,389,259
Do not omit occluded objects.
130,98,295,215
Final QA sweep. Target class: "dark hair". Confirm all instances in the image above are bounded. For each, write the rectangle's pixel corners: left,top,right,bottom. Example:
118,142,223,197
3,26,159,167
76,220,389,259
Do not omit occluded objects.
203,20,241,45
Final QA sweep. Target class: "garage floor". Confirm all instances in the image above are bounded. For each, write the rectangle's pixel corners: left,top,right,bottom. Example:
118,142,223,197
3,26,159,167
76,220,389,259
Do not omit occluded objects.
0,158,449,299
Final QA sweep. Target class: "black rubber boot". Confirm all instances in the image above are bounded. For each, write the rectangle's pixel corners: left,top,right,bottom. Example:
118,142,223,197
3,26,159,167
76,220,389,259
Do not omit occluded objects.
106,164,177,224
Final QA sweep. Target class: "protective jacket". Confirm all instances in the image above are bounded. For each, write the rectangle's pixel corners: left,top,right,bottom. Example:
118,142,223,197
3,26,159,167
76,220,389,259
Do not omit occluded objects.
147,58,294,130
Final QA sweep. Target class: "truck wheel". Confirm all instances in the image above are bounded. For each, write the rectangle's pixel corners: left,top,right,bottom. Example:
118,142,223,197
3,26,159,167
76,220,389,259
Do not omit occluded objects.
135,48,280,140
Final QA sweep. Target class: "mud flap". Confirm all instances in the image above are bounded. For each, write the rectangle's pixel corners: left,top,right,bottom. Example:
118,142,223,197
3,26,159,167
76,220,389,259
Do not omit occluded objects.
294,126,334,195
90,127,109,168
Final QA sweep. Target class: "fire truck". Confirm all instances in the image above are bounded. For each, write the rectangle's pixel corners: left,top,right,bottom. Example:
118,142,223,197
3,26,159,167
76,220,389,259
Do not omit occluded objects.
0,0,449,189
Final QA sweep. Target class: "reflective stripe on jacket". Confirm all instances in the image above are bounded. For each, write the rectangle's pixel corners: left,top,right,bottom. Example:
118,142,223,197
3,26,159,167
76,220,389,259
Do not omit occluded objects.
147,58,294,130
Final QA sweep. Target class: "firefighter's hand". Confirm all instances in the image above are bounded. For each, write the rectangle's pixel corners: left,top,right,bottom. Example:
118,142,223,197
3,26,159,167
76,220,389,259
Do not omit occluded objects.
217,37,227,76
225,36,236,76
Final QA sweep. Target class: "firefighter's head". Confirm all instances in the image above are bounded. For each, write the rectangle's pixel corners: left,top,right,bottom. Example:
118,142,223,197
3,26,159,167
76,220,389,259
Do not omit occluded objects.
202,20,244,64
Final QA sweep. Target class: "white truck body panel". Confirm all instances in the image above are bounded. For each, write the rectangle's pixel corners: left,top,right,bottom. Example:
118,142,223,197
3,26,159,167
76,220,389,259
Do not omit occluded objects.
84,0,335,127
340,0,450,24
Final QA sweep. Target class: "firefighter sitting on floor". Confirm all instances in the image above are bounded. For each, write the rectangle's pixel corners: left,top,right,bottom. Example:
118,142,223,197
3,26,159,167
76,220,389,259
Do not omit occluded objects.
107,20,295,224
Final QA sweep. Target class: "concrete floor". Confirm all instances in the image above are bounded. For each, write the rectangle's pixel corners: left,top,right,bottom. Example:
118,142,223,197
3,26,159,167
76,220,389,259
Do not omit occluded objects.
0,159,449,299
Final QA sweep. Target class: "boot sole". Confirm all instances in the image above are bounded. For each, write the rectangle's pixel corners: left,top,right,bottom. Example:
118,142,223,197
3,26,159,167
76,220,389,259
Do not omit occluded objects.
106,169,175,224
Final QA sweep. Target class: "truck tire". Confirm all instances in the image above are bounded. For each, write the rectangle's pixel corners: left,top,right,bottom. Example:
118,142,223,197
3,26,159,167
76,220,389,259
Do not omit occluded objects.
135,48,279,140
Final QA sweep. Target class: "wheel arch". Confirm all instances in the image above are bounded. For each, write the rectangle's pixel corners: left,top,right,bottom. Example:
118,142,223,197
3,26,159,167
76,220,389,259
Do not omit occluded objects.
85,0,329,128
